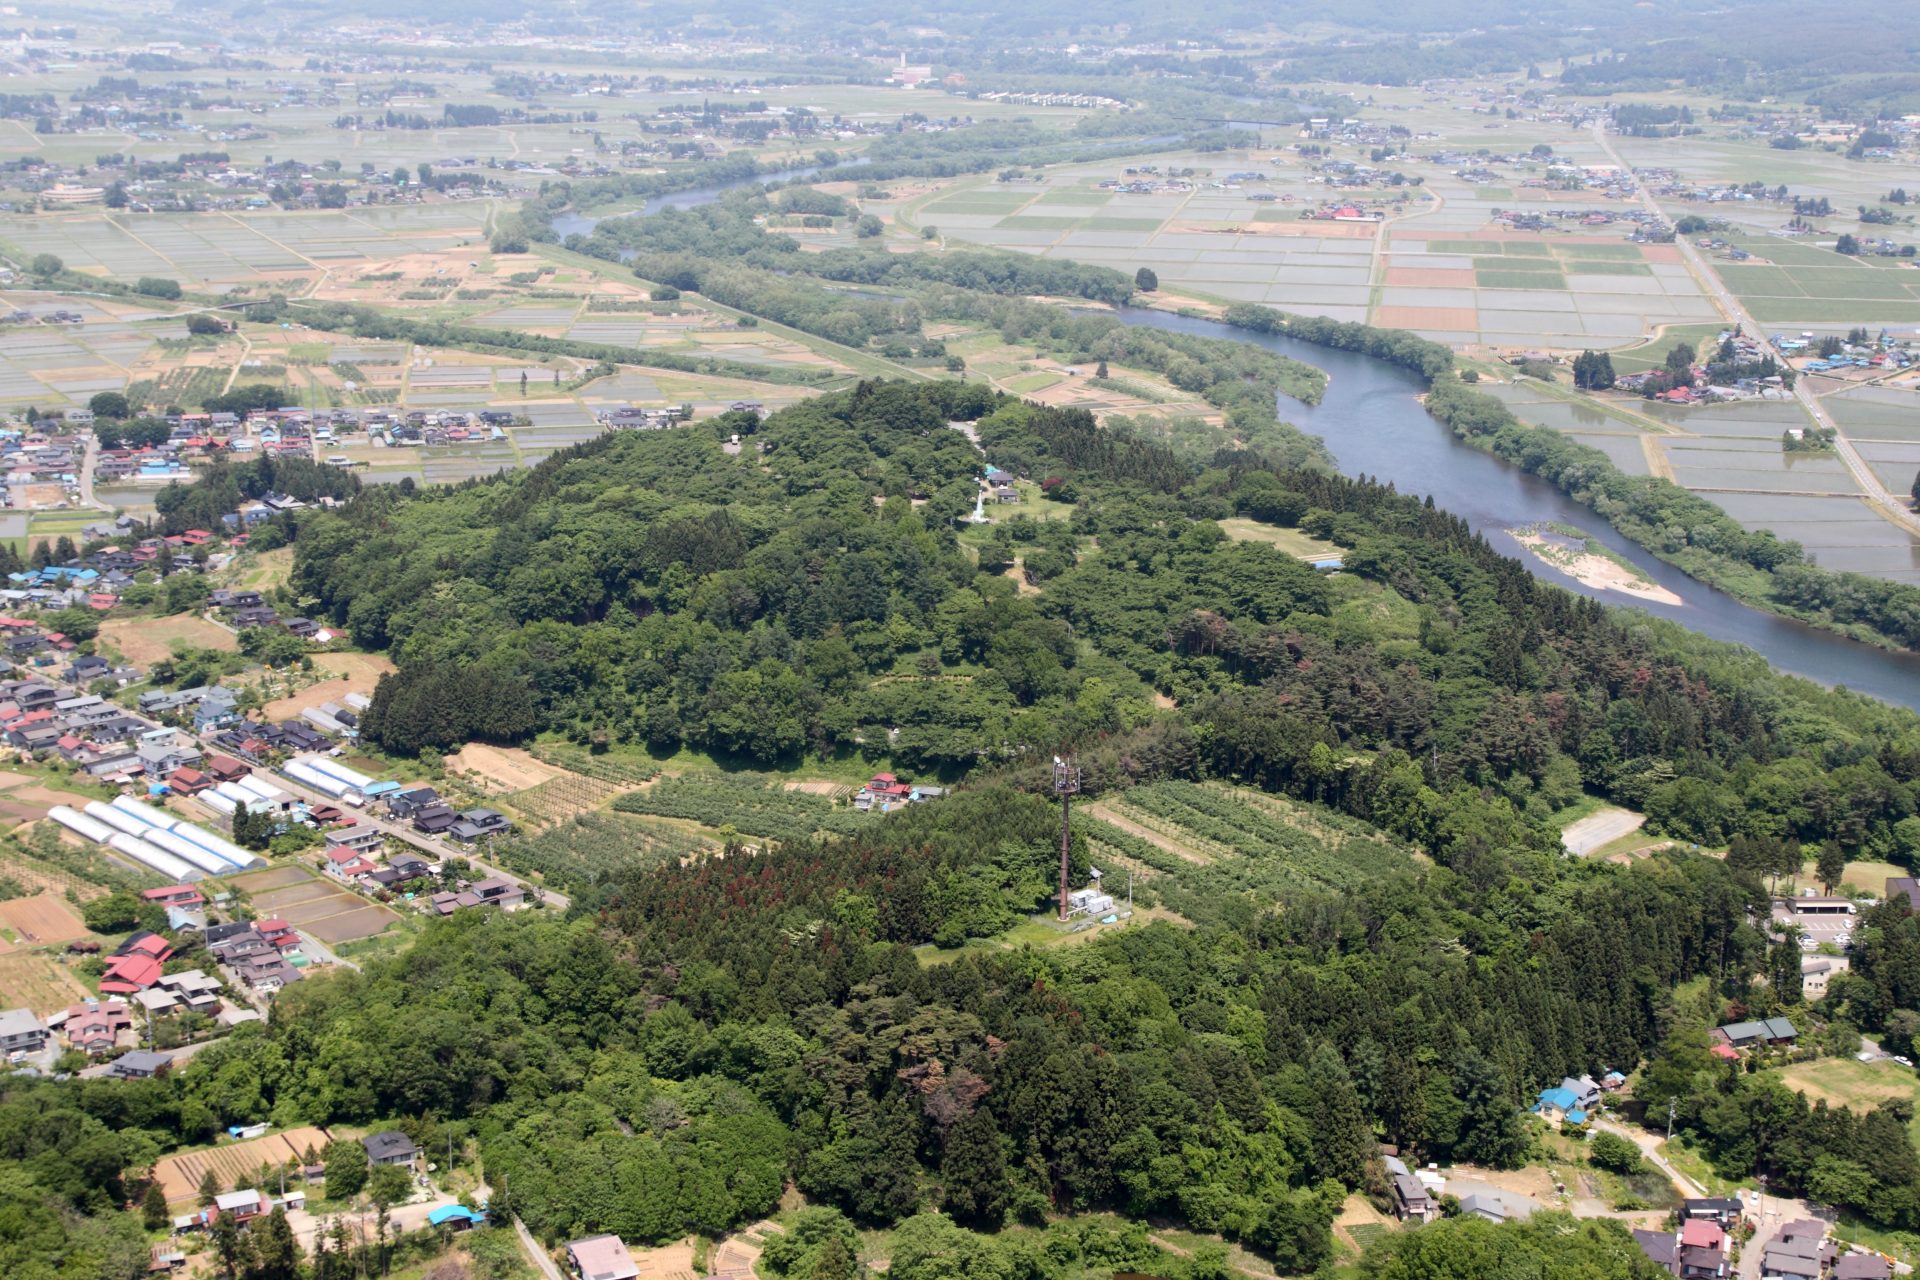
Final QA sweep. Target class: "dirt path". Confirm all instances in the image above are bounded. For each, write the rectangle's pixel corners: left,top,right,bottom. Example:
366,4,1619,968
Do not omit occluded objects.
1084,803,1211,864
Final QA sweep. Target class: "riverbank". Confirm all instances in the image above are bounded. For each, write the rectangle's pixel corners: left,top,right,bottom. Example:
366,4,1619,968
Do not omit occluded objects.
1512,524,1684,607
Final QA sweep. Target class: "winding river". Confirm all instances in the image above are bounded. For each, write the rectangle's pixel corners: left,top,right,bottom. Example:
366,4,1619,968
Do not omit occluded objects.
1114,309,1920,709
548,167,1920,708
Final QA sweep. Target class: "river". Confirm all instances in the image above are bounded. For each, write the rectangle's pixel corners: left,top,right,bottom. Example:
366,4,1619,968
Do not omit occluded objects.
547,159,868,240
550,165,1920,709
1112,309,1920,710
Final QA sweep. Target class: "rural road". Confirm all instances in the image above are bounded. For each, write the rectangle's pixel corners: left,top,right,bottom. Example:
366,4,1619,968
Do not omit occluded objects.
1590,122,1920,538
515,1216,566,1280
1591,1118,1708,1200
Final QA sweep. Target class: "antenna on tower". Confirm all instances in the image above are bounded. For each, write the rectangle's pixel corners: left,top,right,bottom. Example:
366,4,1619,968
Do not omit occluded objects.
1053,756,1080,922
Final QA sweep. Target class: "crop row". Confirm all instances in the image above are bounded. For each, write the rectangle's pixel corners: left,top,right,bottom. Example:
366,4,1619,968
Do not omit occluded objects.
612,774,835,844
529,744,662,786
1117,781,1408,891
491,812,714,894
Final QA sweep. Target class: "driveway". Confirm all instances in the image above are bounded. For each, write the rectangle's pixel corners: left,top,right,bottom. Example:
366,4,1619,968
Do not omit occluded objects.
283,1190,459,1251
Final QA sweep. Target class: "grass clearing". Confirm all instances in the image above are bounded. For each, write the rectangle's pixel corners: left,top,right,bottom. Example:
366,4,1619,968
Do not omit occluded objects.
98,612,237,666
1217,517,1341,560
1773,1057,1920,1143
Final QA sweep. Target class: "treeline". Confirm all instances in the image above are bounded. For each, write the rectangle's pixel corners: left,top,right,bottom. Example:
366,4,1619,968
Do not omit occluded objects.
1222,301,1456,381
572,187,1135,306
254,297,836,387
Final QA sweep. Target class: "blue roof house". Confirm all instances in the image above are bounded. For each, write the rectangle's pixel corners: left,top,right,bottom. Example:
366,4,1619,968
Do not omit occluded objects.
1534,1085,1587,1126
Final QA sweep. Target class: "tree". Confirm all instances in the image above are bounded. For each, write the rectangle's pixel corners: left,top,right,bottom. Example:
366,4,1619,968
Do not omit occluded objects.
1816,839,1847,895
1249,1184,1338,1274
322,1138,367,1200
199,1168,223,1207
28,253,62,278
1837,234,1862,256
88,391,131,420
1452,1051,1526,1168
1308,1044,1372,1188
1094,360,1109,380
1587,1131,1643,1175
366,1163,412,1268
1134,267,1158,292
211,1211,247,1278
142,1179,169,1229
135,277,183,300
249,1207,301,1280
938,1107,1008,1227
854,215,883,238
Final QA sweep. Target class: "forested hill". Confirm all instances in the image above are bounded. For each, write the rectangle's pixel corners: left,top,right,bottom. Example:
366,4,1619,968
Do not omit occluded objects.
296,378,1920,868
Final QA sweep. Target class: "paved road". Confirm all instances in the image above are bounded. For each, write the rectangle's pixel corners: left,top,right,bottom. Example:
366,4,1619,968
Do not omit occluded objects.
1590,122,1920,538
21,654,567,913
194,742,570,910
514,1216,566,1280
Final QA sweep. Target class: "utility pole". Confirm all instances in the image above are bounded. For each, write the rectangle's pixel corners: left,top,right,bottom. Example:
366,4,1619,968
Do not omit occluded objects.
1666,1099,1676,1143
1053,756,1079,922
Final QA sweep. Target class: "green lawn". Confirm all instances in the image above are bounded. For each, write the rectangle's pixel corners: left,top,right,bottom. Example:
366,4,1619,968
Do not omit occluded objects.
1217,517,1342,560
1773,1056,1920,1143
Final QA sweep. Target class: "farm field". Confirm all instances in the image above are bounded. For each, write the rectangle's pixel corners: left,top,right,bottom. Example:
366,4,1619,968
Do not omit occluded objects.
99,613,238,666
0,949,90,1010
1217,518,1342,560
230,866,398,944
247,650,395,722
152,1126,334,1208
492,811,715,897
1081,781,1415,925
0,893,90,946
611,772,861,844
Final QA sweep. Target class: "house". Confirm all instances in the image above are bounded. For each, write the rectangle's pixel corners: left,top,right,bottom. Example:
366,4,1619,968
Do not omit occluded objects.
361,1130,419,1168
1886,876,1920,912
385,786,440,818
1534,1085,1587,1126
0,1007,49,1055
156,969,222,1014
141,884,205,910
213,1188,265,1224
1458,1191,1533,1224
207,755,251,783
447,807,510,843
1558,1074,1601,1113
1715,1017,1797,1049
1634,1227,1680,1276
169,767,213,795
566,1235,640,1280
470,876,526,910
1833,1254,1893,1280
324,847,380,880
413,805,457,835
109,1048,171,1079
1681,1198,1742,1228
1678,1219,1727,1280
324,825,383,856
428,1205,487,1231
136,729,202,777
1761,1220,1830,1280
1384,1154,1434,1222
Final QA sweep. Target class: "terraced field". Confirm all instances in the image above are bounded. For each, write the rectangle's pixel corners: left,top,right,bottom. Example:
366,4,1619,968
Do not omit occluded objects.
1081,781,1415,924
